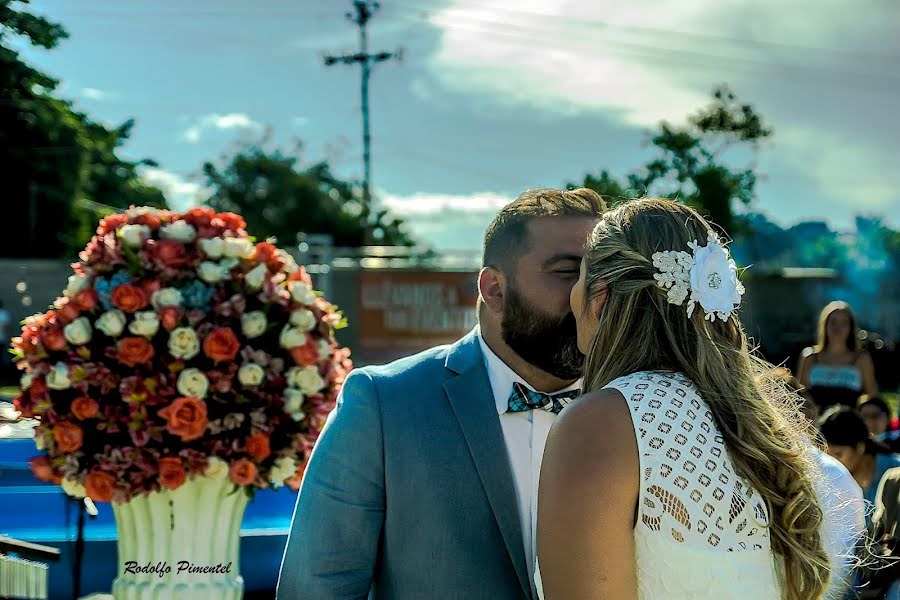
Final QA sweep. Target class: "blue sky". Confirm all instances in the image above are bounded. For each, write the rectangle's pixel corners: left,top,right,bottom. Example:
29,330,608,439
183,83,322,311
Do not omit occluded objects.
21,0,900,251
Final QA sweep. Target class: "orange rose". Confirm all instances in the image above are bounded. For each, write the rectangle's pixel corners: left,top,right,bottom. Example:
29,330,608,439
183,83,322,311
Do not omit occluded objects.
218,213,246,231
159,307,180,331
158,457,186,490
183,207,216,228
245,433,271,461
289,339,319,367
53,421,84,453
112,284,149,313
286,464,306,491
41,324,67,352
28,455,56,482
75,289,99,311
149,240,190,268
117,337,155,367
157,397,208,442
229,458,258,486
57,298,81,324
85,471,117,502
98,213,129,235
203,327,240,362
70,396,100,420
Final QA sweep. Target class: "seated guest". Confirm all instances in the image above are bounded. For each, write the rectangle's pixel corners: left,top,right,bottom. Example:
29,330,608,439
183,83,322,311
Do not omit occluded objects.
819,407,900,515
859,395,900,451
858,467,900,599
798,301,878,411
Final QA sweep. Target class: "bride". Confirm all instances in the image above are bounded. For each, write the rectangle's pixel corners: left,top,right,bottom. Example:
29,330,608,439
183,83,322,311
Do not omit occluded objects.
536,199,830,599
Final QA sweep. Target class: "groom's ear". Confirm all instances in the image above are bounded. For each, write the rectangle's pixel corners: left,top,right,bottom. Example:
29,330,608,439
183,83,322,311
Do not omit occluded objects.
478,267,505,315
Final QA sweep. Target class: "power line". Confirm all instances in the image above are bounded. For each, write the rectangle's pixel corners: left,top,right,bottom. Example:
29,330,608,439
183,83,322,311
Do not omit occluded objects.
323,1,403,244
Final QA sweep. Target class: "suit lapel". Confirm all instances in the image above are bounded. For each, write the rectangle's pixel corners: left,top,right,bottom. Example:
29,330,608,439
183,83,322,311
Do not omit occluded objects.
443,331,532,599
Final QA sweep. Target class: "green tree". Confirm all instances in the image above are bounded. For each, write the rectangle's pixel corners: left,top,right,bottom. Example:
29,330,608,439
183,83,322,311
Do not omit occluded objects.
572,86,772,232
203,146,414,248
0,0,166,258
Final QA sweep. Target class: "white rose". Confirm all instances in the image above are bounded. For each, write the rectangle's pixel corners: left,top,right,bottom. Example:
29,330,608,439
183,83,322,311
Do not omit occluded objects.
20,372,33,390
205,457,229,480
317,339,332,360
128,311,160,338
198,237,226,259
177,368,210,399
289,281,316,304
278,249,299,274
223,237,254,259
269,456,297,488
689,238,744,318
168,327,200,360
283,388,305,415
63,317,93,345
151,287,183,309
198,261,228,284
238,363,266,387
159,220,197,243
292,366,325,396
118,224,151,248
219,257,239,271
241,311,267,339
126,206,161,219
61,478,87,498
290,309,317,332
245,263,268,291
95,309,127,337
65,273,90,297
47,362,72,390
279,326,307,350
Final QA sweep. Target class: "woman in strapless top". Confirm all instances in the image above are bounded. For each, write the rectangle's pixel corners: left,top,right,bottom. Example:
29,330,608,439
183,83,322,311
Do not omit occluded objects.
798,301,878,411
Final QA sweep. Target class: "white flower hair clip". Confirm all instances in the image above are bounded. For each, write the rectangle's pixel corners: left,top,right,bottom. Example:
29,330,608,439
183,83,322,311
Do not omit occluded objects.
652,232,745,322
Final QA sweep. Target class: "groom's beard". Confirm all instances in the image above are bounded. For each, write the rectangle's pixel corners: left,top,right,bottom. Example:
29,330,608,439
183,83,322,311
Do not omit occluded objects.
500,284,584,381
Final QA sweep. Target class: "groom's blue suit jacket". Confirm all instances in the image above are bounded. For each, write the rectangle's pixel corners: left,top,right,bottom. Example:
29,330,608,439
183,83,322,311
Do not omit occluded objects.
276,329,532,599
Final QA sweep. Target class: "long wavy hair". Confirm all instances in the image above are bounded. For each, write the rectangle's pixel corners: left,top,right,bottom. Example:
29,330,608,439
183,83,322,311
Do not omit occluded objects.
580,199,829,600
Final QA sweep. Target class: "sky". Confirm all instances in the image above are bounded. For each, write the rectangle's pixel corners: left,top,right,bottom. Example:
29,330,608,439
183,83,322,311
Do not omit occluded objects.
20,0,900,251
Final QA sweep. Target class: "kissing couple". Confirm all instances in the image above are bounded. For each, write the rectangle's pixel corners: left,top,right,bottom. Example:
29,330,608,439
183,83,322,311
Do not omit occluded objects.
277,189,839,600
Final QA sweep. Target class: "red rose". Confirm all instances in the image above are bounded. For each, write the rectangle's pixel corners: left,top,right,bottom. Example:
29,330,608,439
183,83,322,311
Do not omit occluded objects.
183,207,216,229
158,457,186,490
112,284,149,313
117,337,155,367
28,456,56,482
289,339,319,367
140,279,162,298
157,397,208,442
29,378,47,397
85,471,116,502
245,433,271,461
218,212,246,232
75,289,99,311
229,458,258,486
97,213,129,235
129,212,161,230
71,396,100,420
53,421,84,453
159,307,181,331
55,297,81,324
41,324,67,352
203,328,241,362
149,240,190,268
288,265,313,286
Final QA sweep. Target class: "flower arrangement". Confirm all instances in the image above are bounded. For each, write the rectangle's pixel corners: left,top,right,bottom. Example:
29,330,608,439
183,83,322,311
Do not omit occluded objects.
12,206,351,503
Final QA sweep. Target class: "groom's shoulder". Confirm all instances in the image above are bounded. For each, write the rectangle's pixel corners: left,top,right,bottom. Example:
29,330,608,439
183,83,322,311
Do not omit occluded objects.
360,342,454,384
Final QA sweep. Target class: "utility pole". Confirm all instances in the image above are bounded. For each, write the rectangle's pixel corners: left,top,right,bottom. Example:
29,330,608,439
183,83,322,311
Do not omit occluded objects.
324,1,401,245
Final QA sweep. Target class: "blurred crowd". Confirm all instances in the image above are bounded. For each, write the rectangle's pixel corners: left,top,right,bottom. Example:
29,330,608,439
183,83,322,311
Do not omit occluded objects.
786,301,900,599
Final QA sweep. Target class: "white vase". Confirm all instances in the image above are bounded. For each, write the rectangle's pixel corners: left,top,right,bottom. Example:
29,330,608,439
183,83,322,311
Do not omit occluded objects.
110,475,249,600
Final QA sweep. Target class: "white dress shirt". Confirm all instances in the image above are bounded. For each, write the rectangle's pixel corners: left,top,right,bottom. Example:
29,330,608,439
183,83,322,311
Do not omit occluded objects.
477,328,582,598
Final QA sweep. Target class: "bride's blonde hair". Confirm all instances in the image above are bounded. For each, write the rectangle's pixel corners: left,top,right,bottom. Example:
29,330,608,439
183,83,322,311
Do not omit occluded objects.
581,199,829,600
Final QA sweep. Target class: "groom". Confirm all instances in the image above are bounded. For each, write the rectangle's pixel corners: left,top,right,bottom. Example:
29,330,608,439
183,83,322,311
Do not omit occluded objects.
276,188,605,599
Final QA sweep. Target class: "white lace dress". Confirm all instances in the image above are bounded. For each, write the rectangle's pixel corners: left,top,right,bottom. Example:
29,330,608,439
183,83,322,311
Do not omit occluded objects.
536,370,781,599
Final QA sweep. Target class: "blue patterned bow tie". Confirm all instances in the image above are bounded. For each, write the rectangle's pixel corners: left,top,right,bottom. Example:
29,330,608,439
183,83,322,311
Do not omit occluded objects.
507,382,581,415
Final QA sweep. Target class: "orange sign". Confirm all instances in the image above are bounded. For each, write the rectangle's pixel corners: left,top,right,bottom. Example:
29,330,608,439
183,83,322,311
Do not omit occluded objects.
358,271,479,351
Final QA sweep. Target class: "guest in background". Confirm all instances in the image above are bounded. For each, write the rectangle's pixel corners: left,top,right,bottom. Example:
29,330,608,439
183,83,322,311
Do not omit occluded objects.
858,466,900,599
860,395,900,452
819,406,900,512
798,301,879,411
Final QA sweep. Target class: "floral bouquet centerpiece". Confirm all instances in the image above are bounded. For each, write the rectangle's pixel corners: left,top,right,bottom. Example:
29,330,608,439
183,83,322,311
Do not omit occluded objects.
10,206,351,598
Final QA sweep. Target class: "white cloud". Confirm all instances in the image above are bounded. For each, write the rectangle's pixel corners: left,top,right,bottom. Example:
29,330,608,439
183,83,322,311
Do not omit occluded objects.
381,191,511,215
181,113,263,143
138,167,208,211
80,87,108,100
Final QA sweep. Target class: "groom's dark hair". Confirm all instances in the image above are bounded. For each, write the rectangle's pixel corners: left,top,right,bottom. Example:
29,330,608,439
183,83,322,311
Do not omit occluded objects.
482,188,607,273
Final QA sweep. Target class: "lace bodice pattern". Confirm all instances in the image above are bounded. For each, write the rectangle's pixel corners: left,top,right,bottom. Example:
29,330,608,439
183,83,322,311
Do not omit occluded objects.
609,370,781,599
